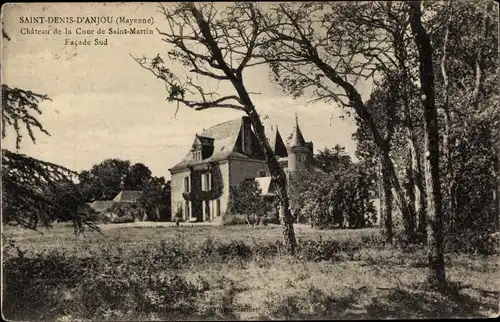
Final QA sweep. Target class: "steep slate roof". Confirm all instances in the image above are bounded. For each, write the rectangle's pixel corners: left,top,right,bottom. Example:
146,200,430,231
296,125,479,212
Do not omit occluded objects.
268,125,288,157
289,113,307,148
192,134,214,147
89,200,114,213
170,117,250,171
113,190,143,203
78,203,96,214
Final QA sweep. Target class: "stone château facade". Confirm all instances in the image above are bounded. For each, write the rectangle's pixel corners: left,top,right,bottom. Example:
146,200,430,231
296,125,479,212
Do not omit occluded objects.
168,114,313,222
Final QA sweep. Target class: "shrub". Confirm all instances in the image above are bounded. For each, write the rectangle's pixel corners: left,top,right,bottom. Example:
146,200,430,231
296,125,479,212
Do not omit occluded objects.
216,240,252,261
289,161,376,229
227,179,271,223
262,212,280,225
221,214,249,226
360,234,387,250
8,228,487,321
297,237,362,262
444,228,499,255
111,214,135,223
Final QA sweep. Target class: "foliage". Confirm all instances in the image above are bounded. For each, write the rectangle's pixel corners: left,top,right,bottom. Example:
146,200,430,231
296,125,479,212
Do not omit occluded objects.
2,226,497,320
306,170,375,230
313,145,352,173
426,0,499,254
227,179,271,224
77,159,170,221
140,178,171,221
289,147,377,229
339,1,499,258
125,163,152,190
1,78,97,233
78,159,142,201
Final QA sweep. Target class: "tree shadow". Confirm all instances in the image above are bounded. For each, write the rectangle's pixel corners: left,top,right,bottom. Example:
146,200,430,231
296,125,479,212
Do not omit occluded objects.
251,284,497,320
365,286,498,319
255,286,368,320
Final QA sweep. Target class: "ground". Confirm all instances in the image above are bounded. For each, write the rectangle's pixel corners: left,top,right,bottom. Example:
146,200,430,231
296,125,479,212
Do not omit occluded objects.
3,223,499,320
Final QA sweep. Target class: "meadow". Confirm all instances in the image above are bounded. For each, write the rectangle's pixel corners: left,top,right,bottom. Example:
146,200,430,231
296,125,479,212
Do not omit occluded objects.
2,223,499,320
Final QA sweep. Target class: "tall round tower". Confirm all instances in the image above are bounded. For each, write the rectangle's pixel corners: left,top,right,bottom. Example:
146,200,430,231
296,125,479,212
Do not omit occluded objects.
287,113,313,171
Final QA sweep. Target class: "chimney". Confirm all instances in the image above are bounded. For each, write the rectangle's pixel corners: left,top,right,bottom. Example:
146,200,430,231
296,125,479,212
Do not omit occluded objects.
241,116,252,155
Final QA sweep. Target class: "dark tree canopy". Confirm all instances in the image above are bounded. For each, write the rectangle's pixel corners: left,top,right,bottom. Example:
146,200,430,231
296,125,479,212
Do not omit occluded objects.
78,159,153,201
125,163,152,190
313,145,353,173
1,56,97,233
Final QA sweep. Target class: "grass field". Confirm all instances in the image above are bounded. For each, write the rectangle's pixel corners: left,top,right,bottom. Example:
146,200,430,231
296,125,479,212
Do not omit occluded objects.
4,223,378,255
3,224,499,320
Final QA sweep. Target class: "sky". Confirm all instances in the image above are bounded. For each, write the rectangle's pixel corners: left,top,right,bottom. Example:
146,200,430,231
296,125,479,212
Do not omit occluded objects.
2,3,371,180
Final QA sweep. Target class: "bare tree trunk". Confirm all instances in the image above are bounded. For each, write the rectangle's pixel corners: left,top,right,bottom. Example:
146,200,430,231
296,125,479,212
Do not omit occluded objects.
245,214,252,226
416,156,427,240
187,3,297,255
409,0,446,291
495,154,500,231
311,56,413,226
439,0,456,234
381,155,393,243
405,153,417,233
408,137,427,242
394,34,421,244
246,110,297,254
496,4,500,233
400,143,416,242
495,128,500,231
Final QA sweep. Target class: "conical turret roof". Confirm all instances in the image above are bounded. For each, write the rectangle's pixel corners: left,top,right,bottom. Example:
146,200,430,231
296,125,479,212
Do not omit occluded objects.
269,125,288,157
289,113,306,148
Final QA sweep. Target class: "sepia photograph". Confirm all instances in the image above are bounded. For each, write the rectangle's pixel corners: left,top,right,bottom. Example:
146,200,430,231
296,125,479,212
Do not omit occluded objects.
1,1,499,320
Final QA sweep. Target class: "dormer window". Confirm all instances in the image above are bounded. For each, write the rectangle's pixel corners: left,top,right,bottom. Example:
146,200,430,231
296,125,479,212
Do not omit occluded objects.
193,150,202,162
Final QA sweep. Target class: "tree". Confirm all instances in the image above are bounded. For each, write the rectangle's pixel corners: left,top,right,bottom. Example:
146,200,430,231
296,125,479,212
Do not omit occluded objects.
124,162,152,190
427,0,499,253
140,177,171,221
132,3,297,254
289,149,376,229
228,179,269,225
253,1,500,289
288,168,321,225
407,0,446,290
257,2,419,241
1,30,96,233
313,145,352,173
347,0,498,251
78,159,131,201
78,159,153,201
289,165,375,230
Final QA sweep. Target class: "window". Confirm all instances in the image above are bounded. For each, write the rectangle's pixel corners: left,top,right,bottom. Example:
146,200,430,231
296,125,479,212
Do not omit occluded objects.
193,150,202,161
206,173,212,191
215,199,221,217
257,170,267,177
184,201,191,220
204,200,211,221
184,176,190,192
201,172,211,191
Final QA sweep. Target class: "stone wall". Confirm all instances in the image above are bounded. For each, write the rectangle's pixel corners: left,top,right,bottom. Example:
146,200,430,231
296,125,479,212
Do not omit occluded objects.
228,158,269,186
170,162,230,221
